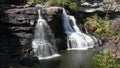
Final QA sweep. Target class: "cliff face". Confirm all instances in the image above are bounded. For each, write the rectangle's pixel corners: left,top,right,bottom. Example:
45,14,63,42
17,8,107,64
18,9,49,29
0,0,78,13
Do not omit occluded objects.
0,7,37,61
0,5,64,65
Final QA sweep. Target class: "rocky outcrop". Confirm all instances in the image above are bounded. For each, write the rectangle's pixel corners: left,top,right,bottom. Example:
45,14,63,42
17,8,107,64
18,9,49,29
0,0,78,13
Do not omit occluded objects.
0,4,64,66
40,7,66,51
101,37,120,59
0,7,38,65
79,1,120,13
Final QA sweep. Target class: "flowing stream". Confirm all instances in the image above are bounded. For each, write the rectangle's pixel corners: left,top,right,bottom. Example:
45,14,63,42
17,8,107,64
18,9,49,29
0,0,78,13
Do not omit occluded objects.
62,8,100,50
32,10,59,60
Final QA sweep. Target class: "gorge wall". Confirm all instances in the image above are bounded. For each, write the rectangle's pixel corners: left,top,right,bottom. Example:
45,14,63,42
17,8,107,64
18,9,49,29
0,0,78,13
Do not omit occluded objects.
0,3,120,66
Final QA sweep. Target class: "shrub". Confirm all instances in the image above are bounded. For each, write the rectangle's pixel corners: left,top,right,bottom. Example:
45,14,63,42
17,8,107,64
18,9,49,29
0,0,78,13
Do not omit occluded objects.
84,14,118,36
92,51,120,68
50,0,79,13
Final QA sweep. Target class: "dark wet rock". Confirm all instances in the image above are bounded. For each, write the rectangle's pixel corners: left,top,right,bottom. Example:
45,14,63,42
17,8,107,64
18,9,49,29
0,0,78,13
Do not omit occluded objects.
8,27,34,33
42,7,63,21
12,33,33,39
19,57,39,67
4,8,38,26
56,37,67,51
0,54,11,65
0,6,39,62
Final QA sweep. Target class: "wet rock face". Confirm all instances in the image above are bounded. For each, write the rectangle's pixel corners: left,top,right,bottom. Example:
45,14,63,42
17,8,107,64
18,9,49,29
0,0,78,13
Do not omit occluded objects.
0,8,38,63
5,8,38,26
42,7,67,51
42,7,63,21
42,7,64,36
0,5,64,64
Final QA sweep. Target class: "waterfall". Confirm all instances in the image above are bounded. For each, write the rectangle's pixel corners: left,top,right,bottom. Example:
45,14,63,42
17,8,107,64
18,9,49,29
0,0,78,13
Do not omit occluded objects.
32,10,60,60
62,8,101,50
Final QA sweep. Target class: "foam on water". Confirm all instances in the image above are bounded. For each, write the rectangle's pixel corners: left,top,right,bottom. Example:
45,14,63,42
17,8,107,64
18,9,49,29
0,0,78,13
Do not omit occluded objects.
32,10,60,60
62,8,100,50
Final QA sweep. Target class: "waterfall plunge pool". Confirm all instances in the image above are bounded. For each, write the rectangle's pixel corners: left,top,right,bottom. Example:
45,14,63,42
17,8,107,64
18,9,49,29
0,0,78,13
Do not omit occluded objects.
36,46,102,68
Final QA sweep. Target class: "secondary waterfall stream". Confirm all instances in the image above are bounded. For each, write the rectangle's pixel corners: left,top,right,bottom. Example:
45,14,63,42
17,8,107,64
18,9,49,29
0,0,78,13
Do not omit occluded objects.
62,8,100,50
32,10,59,60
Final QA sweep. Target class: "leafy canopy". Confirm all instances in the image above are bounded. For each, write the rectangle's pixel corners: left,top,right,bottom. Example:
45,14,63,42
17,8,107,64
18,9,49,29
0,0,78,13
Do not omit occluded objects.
93,51,120,68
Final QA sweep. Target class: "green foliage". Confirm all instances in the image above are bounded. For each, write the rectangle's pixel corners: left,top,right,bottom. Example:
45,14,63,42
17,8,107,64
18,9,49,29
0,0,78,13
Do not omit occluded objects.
93,51,120,68
66,0,78,12
84,14,118,36
50,0,79,12
28,0,47,3
49,0,62,6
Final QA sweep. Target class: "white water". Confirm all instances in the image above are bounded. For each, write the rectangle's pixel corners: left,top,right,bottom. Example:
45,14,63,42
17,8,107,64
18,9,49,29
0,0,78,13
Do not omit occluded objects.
32,10,60,60
62,8,100,50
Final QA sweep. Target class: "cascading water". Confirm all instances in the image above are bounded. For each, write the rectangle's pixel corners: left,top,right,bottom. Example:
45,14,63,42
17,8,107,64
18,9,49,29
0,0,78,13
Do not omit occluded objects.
62,8,101,50
32,10,60,59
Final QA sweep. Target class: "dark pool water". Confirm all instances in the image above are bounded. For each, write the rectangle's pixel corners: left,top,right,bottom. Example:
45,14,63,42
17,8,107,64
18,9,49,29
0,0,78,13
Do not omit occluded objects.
39,47,101,68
